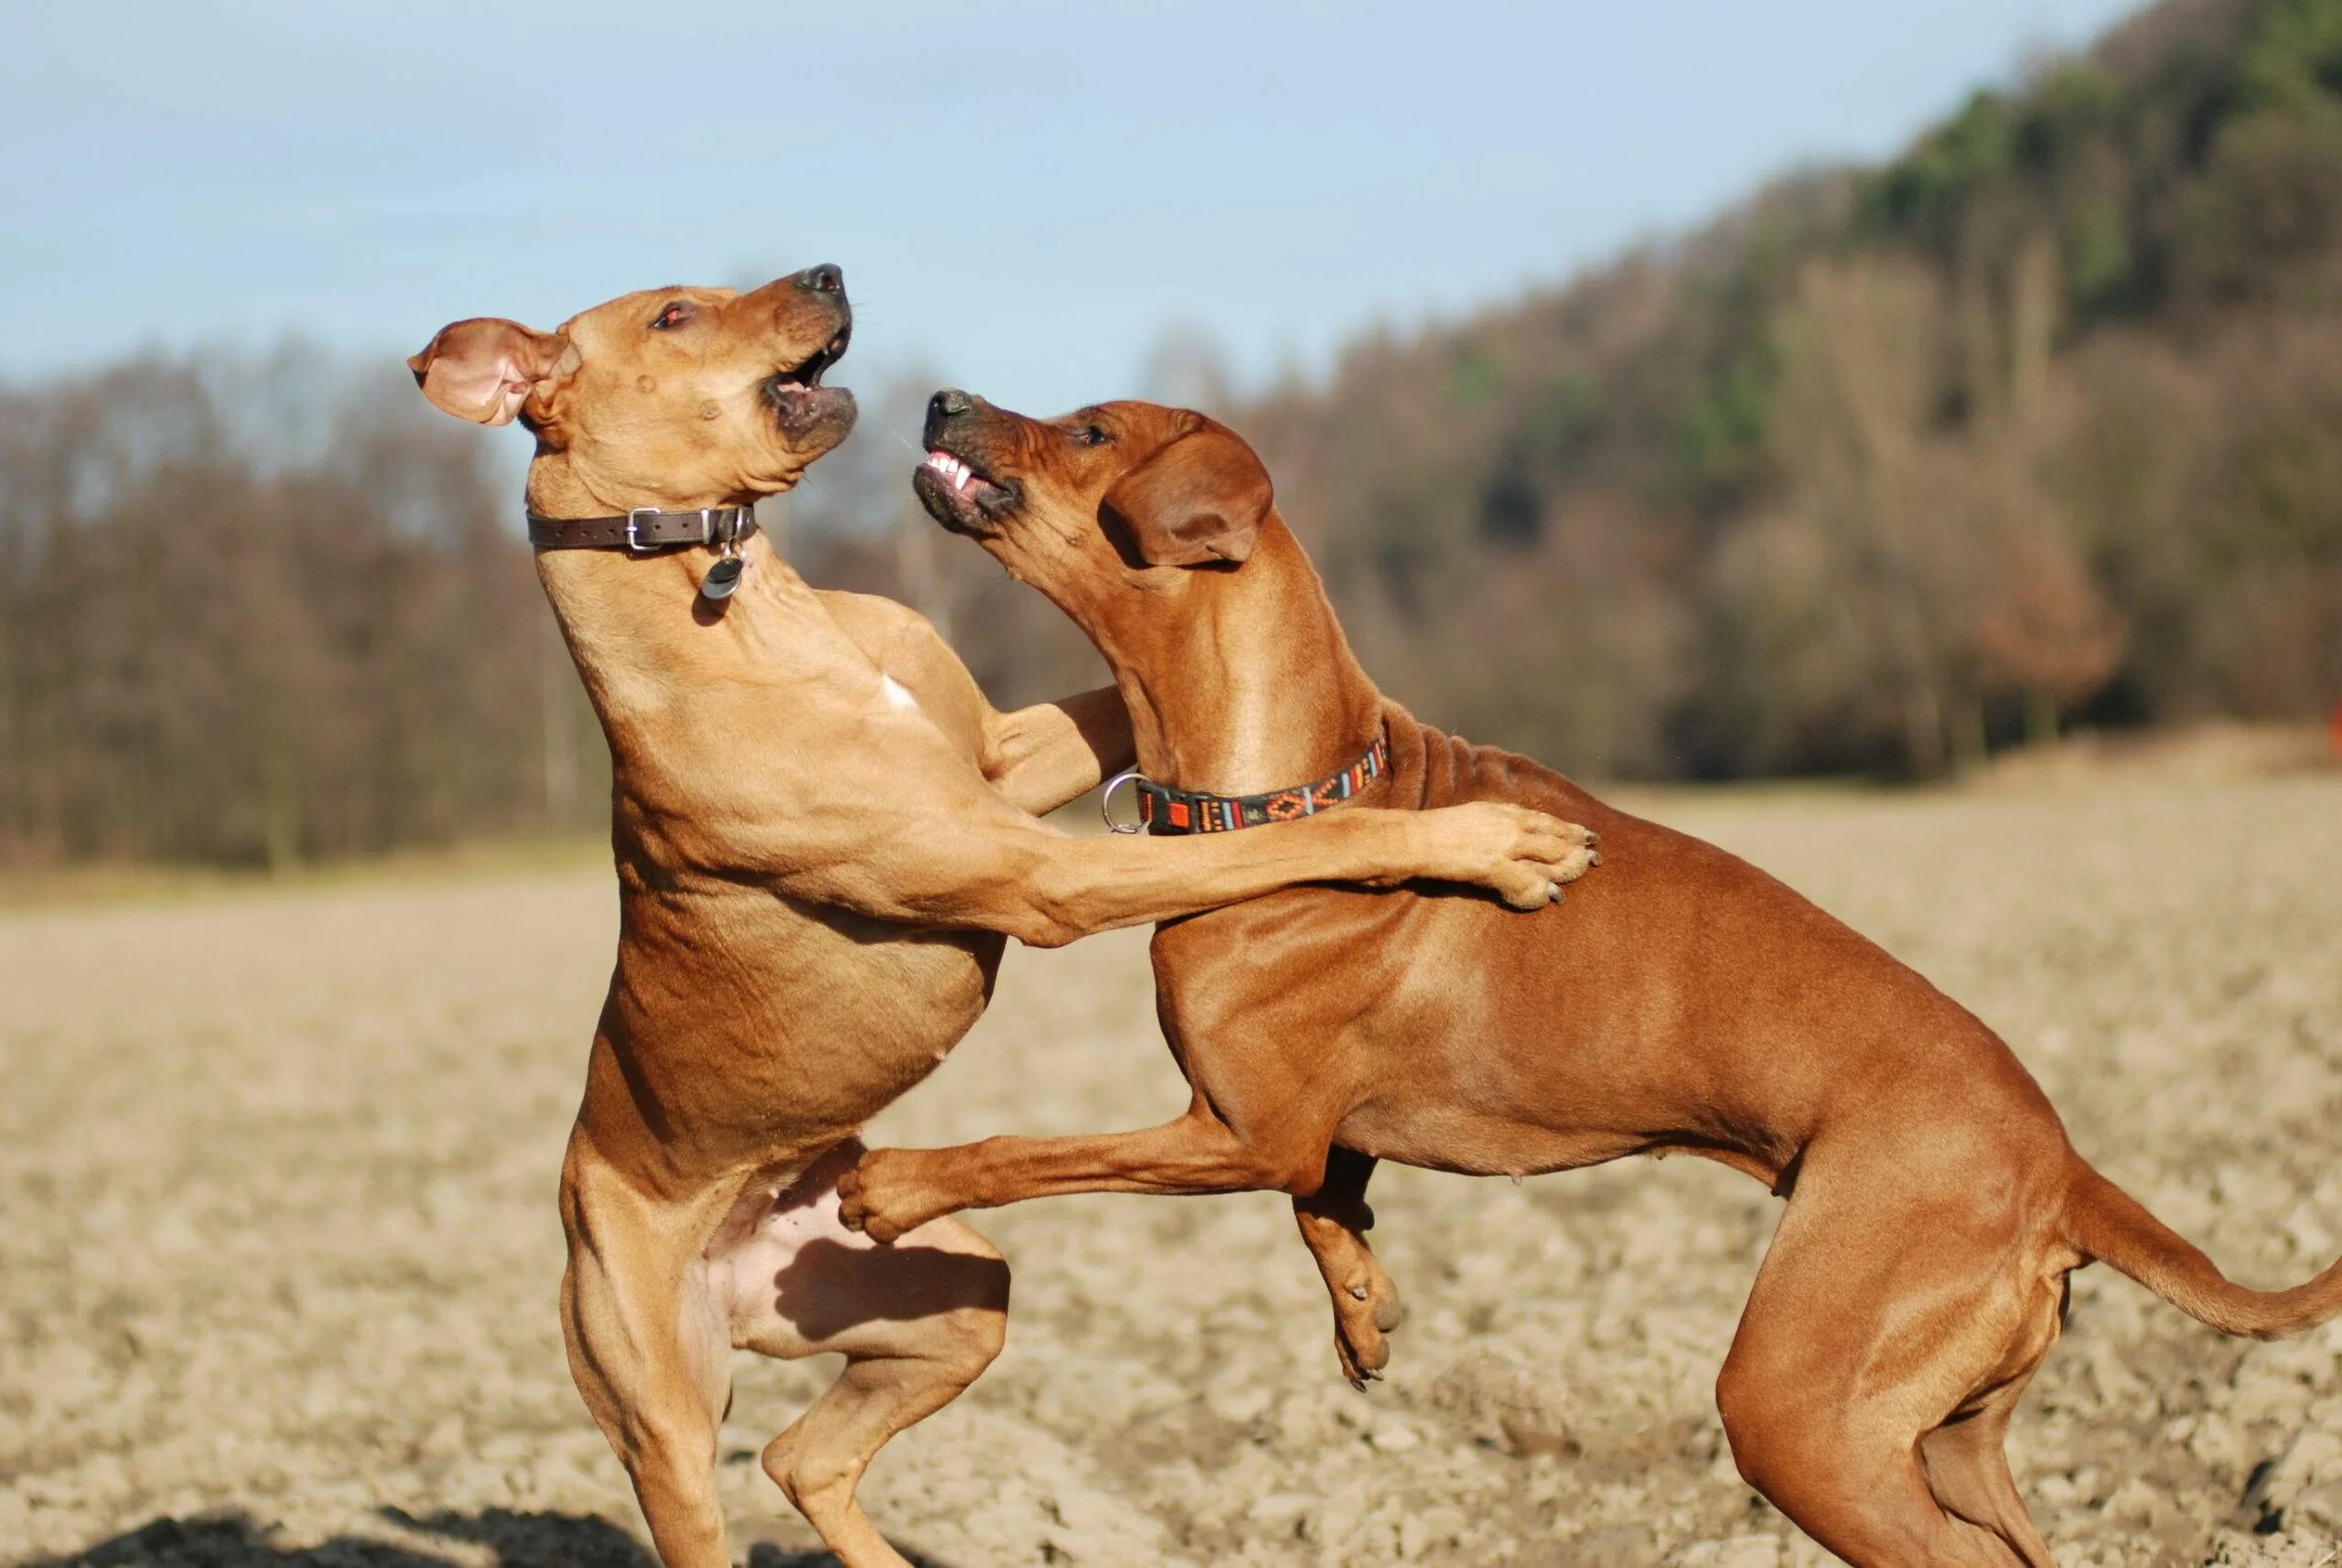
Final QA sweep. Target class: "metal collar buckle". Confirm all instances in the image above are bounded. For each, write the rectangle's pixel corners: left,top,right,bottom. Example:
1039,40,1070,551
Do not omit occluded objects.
625,508,661,552
1099,769,1146,835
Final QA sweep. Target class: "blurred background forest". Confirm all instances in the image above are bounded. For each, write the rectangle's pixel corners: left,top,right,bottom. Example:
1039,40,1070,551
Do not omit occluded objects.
3,0,2337,868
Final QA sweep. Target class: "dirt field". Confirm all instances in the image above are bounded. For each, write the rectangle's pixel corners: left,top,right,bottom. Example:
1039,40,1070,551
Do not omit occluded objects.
5,776,2339,1567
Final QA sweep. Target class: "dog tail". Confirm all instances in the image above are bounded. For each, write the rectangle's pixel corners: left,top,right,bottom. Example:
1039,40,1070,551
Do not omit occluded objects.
2062,1160,2342,1340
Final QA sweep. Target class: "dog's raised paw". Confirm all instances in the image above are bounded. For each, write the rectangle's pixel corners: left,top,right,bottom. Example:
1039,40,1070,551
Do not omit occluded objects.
834,1156,912,1244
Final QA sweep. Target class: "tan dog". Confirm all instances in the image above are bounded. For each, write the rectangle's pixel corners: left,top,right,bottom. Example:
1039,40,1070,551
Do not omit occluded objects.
837,392,2342,1567
405,274,1596,1568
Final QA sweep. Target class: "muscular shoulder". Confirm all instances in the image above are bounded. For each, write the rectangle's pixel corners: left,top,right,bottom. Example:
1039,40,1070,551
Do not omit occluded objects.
1388,703,1613,832
812,590,995,757
813,590,942,661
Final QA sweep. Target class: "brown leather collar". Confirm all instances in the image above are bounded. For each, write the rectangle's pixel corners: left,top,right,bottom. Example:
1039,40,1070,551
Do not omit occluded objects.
525,505,757,553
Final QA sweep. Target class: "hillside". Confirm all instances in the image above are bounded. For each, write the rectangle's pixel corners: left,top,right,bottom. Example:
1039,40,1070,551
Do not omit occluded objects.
1242,0,2342,778
5,0,2337,868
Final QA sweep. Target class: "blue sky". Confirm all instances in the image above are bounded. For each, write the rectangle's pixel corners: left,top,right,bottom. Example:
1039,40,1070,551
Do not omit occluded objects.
6,0,2143,413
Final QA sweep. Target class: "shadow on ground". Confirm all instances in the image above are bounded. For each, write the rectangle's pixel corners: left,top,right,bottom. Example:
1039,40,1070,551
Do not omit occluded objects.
26,1510,954,1568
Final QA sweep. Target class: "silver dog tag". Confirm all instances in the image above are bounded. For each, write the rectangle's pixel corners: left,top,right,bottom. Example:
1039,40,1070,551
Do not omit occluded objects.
701,553,745,601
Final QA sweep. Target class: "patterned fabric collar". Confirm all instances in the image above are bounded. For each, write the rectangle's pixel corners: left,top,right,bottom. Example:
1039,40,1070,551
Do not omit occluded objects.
1107,732,1390,836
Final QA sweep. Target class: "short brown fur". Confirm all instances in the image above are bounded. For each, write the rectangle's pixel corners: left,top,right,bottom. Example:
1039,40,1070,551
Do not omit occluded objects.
845,393,2342,1567
407,278,1595,1568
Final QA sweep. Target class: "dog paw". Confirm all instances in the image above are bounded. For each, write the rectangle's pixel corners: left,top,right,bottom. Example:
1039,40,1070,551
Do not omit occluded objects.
1427,802,1603,909
1493,810,1602,908
1331,1260,1408,1389
1548,821,1601,888
835,1151,921,1245
1302,1214,1408,1389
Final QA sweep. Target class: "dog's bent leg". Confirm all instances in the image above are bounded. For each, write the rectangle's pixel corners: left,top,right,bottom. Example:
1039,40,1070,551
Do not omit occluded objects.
1918,1380,2057,1568
1715,1150,2062,1568
1293,1146,1406,1386
838,1101,1331,1243
559,1137,737,1568
722,1142,1010,1568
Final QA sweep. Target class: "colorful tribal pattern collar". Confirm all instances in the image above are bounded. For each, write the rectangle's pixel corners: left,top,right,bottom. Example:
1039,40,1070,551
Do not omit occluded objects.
1101,733,1390,836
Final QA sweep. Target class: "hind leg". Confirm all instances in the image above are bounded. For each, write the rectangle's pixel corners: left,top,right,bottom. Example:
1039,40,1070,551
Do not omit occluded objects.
1294,1146,1406,1386
1716,1152,2068,1567
559,1137,740,1568
1919,1380,2057,1568
719,1141,1010,1568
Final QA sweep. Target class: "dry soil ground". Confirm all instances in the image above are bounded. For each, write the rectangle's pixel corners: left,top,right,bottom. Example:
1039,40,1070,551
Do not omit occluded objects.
4,776,2339,1567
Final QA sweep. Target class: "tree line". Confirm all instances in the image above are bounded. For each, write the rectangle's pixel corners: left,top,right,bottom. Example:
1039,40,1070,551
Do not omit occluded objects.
2,0,2336,868
0,358,603,867
1241,0,2342,779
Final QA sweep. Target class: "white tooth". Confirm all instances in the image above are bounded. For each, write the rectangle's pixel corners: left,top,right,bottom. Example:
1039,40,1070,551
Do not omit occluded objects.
956,470,972,494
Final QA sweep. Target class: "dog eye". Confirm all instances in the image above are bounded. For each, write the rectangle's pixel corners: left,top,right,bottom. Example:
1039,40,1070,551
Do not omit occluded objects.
650,302,694,330
1076,424,1112,446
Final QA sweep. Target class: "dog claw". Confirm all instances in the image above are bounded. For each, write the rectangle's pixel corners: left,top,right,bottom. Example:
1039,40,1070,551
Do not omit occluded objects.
1349,1283,1370,1301
1589,850,1603,867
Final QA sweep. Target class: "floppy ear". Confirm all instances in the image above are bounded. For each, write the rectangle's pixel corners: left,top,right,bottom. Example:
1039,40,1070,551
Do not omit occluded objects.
1101,422,1273,566
406,317,575,426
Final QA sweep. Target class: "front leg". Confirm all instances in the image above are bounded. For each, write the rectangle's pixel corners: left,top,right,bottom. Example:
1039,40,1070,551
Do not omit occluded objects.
673,677,1597,941
983,684,1134,816
837,1101,1333,1244
1295,1146,1407,1388
743,774,1595,947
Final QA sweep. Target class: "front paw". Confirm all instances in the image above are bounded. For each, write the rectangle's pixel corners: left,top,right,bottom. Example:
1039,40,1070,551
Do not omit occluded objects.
1330,1256,1408,1388
1477,806,1601,910
835,1148,936,1245
1546,819,1601,887
1298,1207,1409,1388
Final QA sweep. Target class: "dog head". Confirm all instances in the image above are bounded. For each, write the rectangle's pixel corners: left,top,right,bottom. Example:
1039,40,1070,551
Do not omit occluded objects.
913,391,1273,604
408,264,856,506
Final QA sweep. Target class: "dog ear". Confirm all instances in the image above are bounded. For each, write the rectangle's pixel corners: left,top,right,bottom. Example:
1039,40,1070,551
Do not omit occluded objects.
406,317,575,426
1101,420,1273,567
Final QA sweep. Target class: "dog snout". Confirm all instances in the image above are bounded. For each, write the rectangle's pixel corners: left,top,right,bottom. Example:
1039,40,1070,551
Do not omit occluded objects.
796,263,845,295
925,388,978,444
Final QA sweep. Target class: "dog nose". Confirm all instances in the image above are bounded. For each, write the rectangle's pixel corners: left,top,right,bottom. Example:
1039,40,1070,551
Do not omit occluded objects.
796,263,844,295
930,389,972,423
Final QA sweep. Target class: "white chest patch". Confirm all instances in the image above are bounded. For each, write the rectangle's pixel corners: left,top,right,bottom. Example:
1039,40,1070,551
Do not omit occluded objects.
878,675,919,712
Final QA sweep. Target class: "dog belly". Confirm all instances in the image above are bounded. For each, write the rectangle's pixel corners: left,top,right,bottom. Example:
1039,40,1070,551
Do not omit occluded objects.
706,1142,874,1355
599,899,1005,1159
709,1139,1007,1359
1333,1101,1651,1180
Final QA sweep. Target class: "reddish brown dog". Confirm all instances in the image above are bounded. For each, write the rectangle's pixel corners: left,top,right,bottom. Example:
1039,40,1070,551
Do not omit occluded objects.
406,276,1597,1568
838,392,2342,1567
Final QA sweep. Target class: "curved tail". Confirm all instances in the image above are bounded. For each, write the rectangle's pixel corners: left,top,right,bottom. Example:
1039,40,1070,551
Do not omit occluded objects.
2063,1161,2342,1340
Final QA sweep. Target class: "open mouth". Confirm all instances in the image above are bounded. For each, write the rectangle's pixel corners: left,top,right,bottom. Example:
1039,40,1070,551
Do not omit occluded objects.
761,327,854,426
785,325,851,388
914,446,1019,532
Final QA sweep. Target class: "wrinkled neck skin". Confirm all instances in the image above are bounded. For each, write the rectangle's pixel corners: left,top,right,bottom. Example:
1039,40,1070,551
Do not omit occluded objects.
1049,513,1384,796
521,448,821,750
